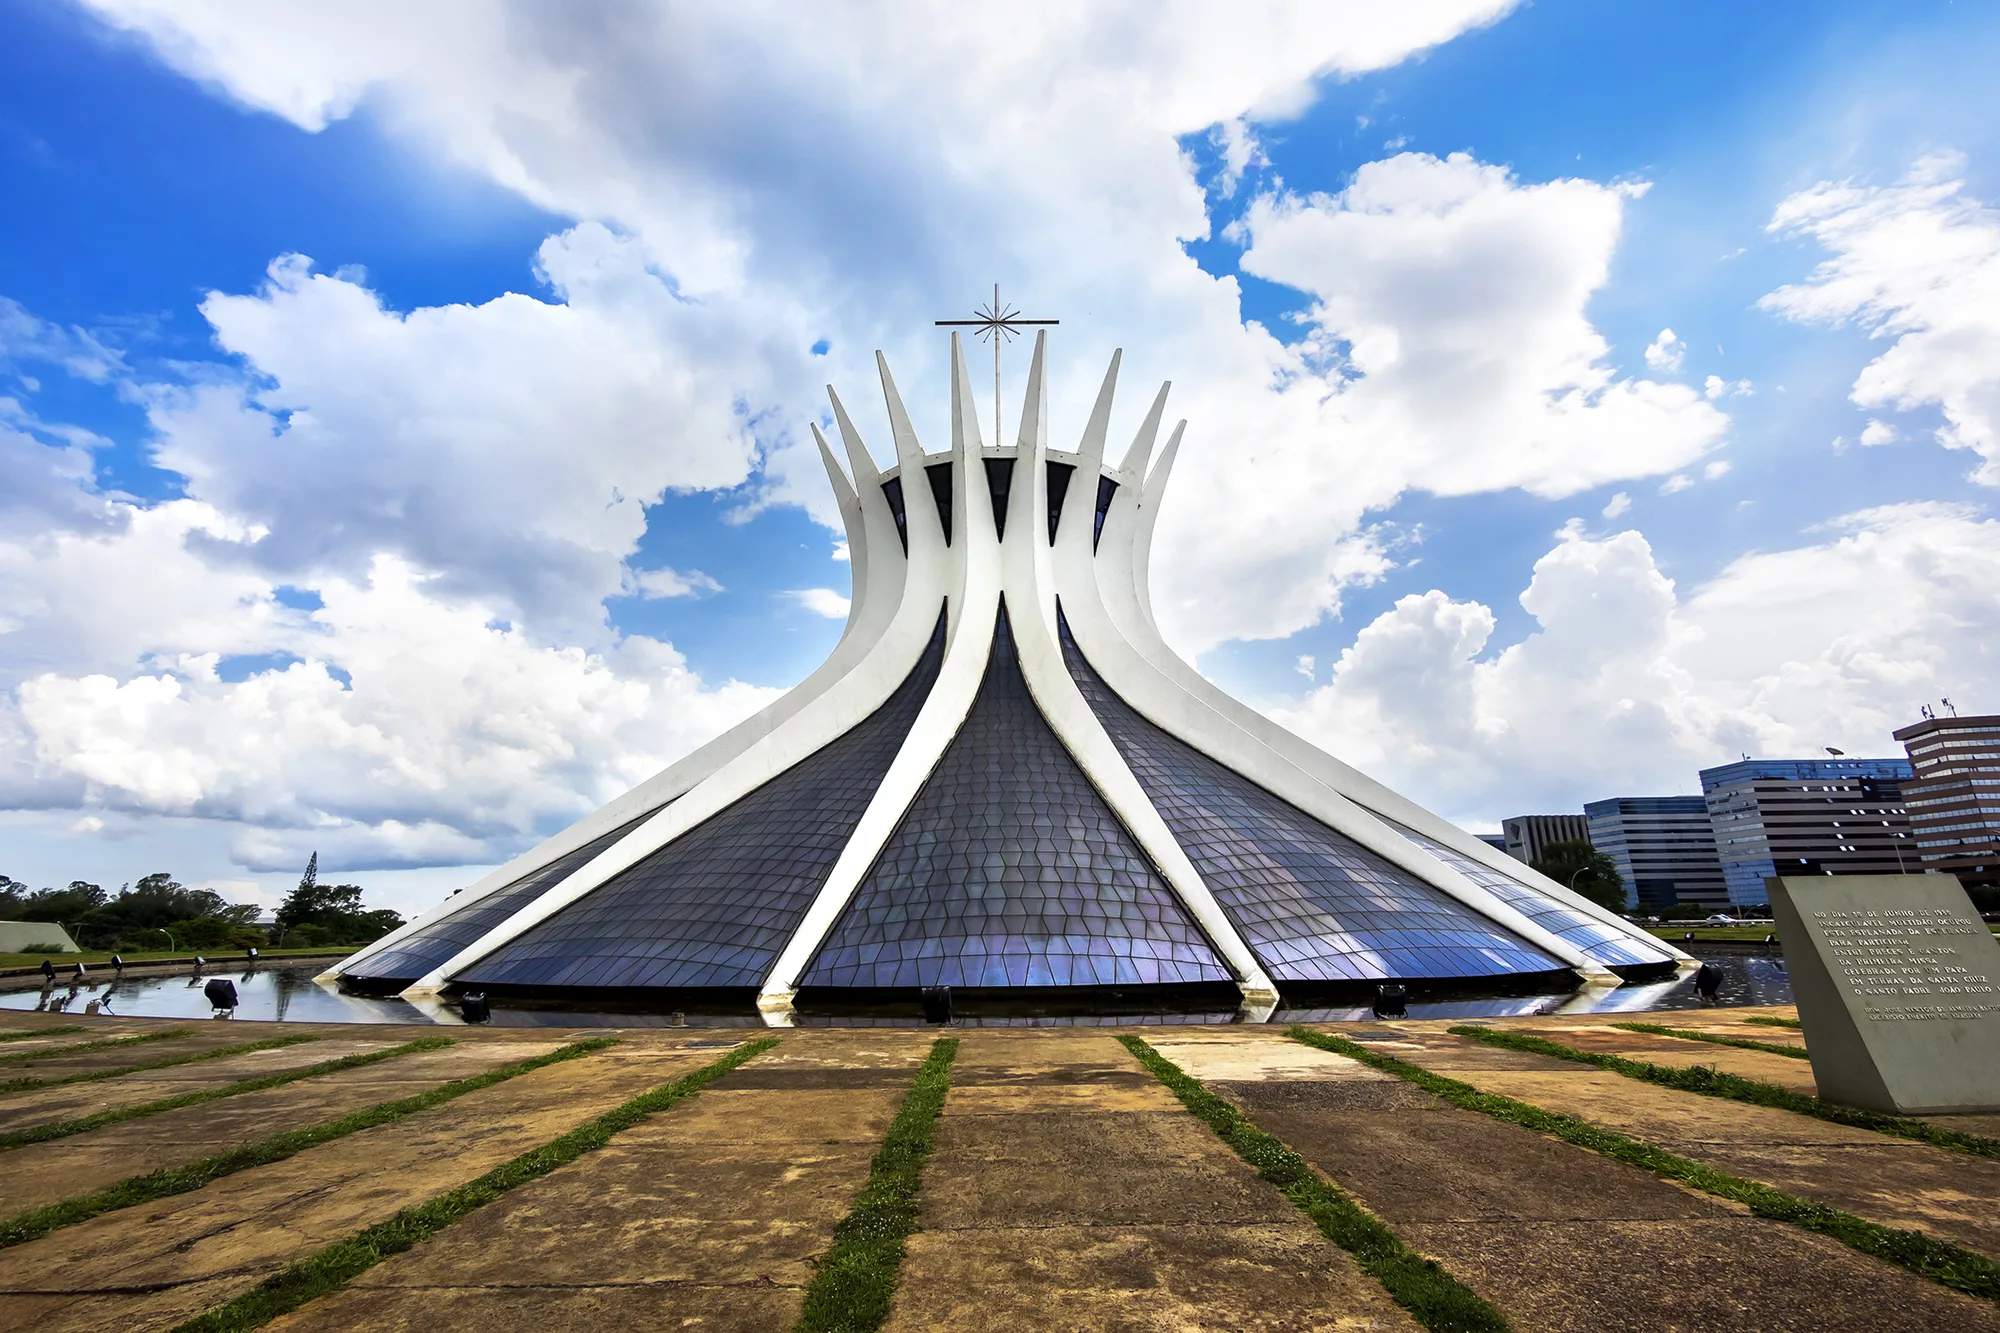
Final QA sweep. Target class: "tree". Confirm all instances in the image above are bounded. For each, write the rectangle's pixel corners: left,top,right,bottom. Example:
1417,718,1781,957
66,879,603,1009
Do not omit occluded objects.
274,853,403,945
1530,840,1627,914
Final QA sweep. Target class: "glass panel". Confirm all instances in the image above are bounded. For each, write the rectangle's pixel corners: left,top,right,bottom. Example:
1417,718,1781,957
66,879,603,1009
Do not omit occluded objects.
1046,460,1075,543
925,462,953,546
1380,818,1678,968
454,608,949,991
804,600,1228,989
341,812,656,984
1061,609,1567,982
880,476,908,554
1093,474,1117,550
984,457,1014,541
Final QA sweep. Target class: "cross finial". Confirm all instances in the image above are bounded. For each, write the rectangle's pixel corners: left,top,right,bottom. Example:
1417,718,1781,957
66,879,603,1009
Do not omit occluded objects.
937,284,1058,446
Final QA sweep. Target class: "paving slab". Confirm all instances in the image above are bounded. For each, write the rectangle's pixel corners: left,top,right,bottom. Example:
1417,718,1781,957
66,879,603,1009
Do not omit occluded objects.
0,1036,402,1132
265,1031,930,1332
0,1025,296,1084
1242,1034,2000,1332
893,1222,1421,1332
1401,1217,2000,1333
1364,1025,2000,1256
889,1031,1423,1332
0,1041,708,1333
0,1040,565,1214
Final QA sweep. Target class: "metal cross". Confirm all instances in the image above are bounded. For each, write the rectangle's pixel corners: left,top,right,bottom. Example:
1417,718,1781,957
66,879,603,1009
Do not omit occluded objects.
936,284,1058,447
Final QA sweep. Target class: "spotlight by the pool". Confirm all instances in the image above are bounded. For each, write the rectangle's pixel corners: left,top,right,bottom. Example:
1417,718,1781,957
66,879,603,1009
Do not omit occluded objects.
458,991,491,1023
1373,983,1408,1019
245,947,259,966
72,962,87,980
111,955,125,972
1694,964,1721,1000
203,977,239,1013
920,985,954,1025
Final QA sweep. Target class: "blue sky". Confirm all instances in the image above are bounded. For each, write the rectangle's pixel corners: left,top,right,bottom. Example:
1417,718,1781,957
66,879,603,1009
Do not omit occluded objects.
3,1,1998,915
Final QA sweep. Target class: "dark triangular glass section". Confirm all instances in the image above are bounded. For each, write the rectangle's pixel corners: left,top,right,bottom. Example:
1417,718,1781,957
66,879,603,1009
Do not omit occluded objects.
880,477,909,554
984,457,1014,541
1046,460,1075,543
925,462,953,546
453,607,949,991
1092,474,1118,551
802,599,1229,989
342,810,657,986
1058,607,1565,982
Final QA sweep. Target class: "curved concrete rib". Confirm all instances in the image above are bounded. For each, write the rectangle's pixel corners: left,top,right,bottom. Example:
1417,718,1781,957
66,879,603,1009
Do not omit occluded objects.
1095,421,1684,967
1002,333,1276,1004
757,333,1001,1017
332,409,906,983
1051,364,1610,982
396,369,952,996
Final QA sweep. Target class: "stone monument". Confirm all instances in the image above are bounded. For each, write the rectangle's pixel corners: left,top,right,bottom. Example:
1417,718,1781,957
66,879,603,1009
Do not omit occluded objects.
1768,873,2000,1114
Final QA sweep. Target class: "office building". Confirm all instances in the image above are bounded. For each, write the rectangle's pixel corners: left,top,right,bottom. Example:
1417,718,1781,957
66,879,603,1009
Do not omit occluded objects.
1892,713,2000,890
1583,796,1727,912
1698,758,1914,907
1500,814,1591,866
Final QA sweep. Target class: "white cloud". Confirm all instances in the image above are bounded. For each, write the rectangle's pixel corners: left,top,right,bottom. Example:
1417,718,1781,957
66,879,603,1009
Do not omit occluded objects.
624,567,722,599
1153,151,1727,651
1295,653,1316,681
1658,473,1694,494
1762,151,2000,483
1859,418,1900,447
10,550,777,869
1276,503,2000,823
1702,374,1751,400
1703,459,1732,479
784,588,852,620
1644,328,1684,373
146,236,793,634
1601,491,1631,519
3,2,1798,881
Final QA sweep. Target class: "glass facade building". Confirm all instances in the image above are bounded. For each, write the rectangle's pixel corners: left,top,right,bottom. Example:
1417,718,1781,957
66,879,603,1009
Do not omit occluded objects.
1698,758,1915,907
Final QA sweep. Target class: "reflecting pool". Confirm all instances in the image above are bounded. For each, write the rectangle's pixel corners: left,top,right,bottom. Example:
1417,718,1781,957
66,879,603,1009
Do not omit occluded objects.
0,951,1791,1028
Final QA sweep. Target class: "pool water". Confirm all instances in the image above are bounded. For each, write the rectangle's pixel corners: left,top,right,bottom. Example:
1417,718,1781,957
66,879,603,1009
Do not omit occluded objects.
0,954,1792,1027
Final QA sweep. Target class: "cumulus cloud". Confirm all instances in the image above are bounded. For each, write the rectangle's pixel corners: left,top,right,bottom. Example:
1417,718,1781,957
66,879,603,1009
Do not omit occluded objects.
1644,328,1684,373
11,550,777,869
1275,504,2000,824
784,588,852,620
1140,152,1731,651
1601,491,1631,519
1762,151,2000,483
624,567,722,599
1859,418,1900,447
146,234,798,634
0,2,1814,885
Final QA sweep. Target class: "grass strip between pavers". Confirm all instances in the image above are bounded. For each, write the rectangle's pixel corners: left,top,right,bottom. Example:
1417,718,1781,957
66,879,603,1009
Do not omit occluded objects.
1611,1019,1810,1059
0,1026,84,1043
0,1035,457,1151
1120,1033,1509,1333
1447,1023,2000,1161
0,1034,620,1249
1743,1015,1803,1029
1291,1026,2000,1304
793,1036,959,1333
0,1031,321,1095
170,1035,780,1333
0,1025,194,1069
